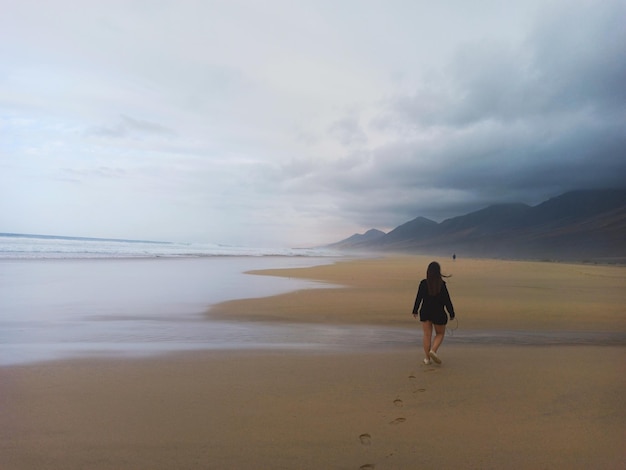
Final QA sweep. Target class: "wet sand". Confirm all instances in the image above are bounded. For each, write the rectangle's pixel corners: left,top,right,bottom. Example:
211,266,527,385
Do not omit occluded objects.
210,255,626,331
2,256,625,469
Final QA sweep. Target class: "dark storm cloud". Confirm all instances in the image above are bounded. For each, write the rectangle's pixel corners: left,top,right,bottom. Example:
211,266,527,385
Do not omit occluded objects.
388,1,626,127
312,0,626,228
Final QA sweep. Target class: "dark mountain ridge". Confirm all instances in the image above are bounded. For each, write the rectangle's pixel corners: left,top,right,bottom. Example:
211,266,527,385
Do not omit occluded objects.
329,189,626,262
333,228,386,246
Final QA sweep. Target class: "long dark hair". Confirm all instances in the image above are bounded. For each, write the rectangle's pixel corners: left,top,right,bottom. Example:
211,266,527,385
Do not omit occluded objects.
426,261,450,295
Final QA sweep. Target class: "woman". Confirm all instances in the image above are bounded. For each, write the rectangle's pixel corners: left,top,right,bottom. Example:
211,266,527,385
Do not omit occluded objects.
412,261,455,365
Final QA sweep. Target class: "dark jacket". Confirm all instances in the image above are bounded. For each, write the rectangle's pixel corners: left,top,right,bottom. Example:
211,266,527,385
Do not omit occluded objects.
412,279,455,325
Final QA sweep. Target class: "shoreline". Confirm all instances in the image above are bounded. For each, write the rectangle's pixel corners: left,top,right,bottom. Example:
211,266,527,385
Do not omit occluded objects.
208,255,626,332
0,256,342,366
2,255,625,469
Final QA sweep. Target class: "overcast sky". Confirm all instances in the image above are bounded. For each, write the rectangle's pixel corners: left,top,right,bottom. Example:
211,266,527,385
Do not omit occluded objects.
1,0,625,247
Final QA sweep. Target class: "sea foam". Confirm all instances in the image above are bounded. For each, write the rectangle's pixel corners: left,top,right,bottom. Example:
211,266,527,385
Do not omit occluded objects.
0,233,339,259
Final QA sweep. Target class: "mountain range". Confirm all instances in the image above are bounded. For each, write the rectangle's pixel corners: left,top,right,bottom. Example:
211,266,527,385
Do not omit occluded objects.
328,189,626,263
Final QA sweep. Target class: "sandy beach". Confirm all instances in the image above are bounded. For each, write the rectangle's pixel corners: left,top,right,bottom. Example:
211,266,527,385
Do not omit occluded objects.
2,255,625,469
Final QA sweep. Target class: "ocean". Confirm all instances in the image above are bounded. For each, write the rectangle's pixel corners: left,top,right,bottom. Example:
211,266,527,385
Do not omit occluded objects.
0,233,415,365
0,232,338,259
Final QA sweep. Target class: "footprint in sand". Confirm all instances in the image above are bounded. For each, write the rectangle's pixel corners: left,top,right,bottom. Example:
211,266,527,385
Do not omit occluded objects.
408,375,416,379
389,417,406,425
393,399,403,407
416,388,426,393
360,464,375,469
359,433,372,446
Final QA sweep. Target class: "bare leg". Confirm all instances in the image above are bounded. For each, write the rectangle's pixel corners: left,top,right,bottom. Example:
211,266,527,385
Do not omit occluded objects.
421,321,433,360
431,324,446,353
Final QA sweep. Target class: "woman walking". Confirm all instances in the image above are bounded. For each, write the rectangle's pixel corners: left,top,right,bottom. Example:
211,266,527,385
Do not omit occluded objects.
412,261,455,365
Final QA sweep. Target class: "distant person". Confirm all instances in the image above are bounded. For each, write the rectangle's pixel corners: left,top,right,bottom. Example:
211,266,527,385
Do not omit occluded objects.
453,253,456,261
412,261,455,365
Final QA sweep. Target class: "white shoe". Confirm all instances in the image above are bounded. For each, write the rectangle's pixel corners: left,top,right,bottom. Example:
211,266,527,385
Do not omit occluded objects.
423,358,431,365
429,350,442,364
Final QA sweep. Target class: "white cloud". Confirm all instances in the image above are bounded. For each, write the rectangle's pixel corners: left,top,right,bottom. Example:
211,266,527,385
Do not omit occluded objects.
1,0,624,246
